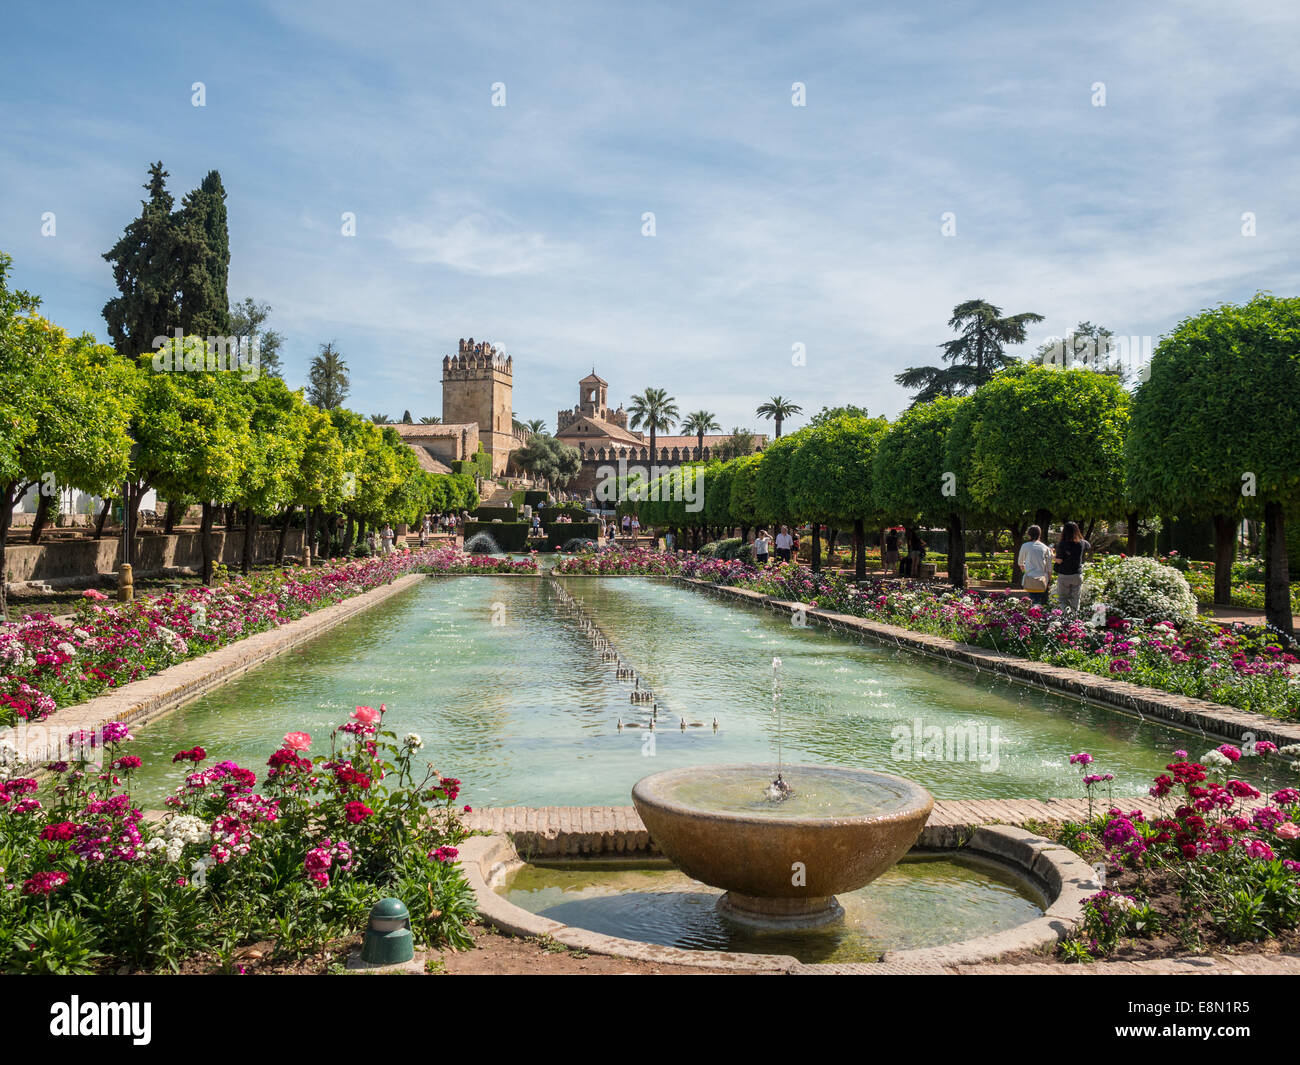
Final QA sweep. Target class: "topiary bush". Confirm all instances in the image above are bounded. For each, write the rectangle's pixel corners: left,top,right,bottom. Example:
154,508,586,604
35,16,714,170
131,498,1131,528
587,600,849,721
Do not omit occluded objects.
1079,554,1199,624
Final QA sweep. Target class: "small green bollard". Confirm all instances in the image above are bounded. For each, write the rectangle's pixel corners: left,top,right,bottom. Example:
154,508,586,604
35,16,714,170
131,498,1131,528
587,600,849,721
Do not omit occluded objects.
360,898,414,965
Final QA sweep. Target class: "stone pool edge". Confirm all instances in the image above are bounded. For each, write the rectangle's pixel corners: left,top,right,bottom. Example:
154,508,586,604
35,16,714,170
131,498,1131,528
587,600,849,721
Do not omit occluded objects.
676,577,1300,748
458,802,1101,974
14,572,426,761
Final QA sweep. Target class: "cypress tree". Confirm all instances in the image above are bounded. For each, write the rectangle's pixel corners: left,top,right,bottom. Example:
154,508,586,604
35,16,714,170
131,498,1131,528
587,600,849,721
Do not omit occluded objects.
102,161,184,355
177,170,231,339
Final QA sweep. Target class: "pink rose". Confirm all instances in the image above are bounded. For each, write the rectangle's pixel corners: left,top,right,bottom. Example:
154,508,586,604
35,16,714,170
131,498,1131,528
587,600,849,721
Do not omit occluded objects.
283,731,312,751
351,706,381,725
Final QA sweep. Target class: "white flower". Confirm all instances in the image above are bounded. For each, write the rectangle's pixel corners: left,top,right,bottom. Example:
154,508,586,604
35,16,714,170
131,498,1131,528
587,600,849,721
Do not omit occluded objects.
162,814,207,845
404,733,424,750
1202,750,1232,768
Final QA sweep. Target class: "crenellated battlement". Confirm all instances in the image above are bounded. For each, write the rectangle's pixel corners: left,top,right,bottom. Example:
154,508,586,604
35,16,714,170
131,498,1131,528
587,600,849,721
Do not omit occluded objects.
442,337,512,376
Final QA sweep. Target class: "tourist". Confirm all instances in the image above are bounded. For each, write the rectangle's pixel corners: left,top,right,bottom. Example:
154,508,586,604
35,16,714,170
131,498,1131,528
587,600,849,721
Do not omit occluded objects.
621,513,631,539
1053,521,1091,612
775,525,793,562
381,523,395,554
884,528,900,575
754,529,770,567
420,516,431,547
907,528,925,577
631,514,640,538
1017,524,1053,605
365,529,377,555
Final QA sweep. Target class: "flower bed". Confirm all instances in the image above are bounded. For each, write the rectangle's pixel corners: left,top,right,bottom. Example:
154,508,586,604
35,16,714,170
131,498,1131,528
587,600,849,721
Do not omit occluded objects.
552,548,683,575
678,558,1300,719
0,705,474,973
417,547,540,574
1164,553,1300,614
0,551,436,728
1051,744,1300,961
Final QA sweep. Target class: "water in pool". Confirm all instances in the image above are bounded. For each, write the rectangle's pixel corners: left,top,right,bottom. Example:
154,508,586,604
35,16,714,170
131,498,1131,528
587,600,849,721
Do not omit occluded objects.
125,575,1241,807
500,854,1046,963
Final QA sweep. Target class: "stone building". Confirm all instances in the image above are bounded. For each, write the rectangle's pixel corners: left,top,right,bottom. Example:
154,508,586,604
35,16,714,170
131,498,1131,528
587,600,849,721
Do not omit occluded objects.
440,338,515,475
553,370,766,494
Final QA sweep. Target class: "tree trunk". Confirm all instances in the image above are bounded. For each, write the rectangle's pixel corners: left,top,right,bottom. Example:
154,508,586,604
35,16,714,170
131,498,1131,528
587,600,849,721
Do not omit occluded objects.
303,508,315,566
277,506,293,565
1126,510,1139,554
826,528,838,567
200,502,216,585
1009,522,1027,586
164,500,179,535
94,497,112,539
1083,518,1096,543
1034,508,1052,537
29,490,53,544
810,524,821,573
948,513,967,590
126,482,146,569
0,484,15,621
1264,502,1293,635
241,508,257,575
853,518,866,580
343,514,355,555
1213,514,1236,606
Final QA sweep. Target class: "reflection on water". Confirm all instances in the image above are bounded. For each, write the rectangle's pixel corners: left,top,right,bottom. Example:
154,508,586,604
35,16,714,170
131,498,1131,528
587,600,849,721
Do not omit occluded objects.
502,855,1045,963
125,576,1265,808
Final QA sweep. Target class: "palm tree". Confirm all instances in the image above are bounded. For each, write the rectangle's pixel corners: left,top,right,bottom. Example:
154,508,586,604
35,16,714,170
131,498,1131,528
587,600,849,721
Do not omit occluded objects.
756,396,802,438
419,415,442,424
895,299,1044,404
371,413,392,424
682,410,721,459
627,387,679,466
525,418,547,436
306,341,349,409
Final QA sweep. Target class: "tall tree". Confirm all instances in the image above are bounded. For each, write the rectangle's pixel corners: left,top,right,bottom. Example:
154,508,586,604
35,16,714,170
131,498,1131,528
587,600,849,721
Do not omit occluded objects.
401,410,413,424
713,427,757,461
628,387,678,467
1031,321,1124,382
228,297,285,378
102,162,184,356
176,170,230,339
1127,295,1300,633
307,341,349,409
756,396,802,438
682,410,721,458
419,415,441,424
874,397,970,588
896,299,1044,404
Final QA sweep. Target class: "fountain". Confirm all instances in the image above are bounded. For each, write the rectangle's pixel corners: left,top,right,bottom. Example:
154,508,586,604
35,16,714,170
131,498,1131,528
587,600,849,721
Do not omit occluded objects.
631,658,934,929
463,531,504,555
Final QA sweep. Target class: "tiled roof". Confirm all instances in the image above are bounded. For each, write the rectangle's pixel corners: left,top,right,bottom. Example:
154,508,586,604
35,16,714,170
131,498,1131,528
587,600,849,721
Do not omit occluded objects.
384,422,476,437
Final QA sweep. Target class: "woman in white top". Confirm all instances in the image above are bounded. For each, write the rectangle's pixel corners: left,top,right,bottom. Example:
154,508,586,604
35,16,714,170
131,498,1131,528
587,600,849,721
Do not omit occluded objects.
1016,524,1053,605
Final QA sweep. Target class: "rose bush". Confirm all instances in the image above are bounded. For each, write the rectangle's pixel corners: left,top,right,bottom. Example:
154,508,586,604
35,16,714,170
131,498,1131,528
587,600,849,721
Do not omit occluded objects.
0,705,474,973
0,551,442,728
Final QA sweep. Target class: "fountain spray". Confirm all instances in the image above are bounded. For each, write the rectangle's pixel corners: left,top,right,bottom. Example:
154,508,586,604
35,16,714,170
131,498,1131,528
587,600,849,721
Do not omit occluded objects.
766,656,793,802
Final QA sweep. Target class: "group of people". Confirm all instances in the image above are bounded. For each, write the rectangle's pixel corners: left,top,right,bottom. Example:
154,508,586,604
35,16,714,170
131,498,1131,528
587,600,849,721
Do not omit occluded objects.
366,523,397,554
750,526,796,566
882,528,928,577
1017,521,1091,611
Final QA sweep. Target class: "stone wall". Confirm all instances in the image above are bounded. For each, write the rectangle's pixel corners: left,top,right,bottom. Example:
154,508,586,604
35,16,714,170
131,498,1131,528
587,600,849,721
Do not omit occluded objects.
5,529,307,588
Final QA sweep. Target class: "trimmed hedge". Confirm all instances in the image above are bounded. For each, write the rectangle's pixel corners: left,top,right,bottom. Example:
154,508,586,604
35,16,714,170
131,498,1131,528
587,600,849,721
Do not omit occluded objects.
511,489,549,509
544,521,602,549
451,449,492,479
473,505,521,523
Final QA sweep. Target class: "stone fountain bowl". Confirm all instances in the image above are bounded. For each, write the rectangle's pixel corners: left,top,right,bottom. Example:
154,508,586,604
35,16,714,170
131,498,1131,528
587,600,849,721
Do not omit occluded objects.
632,764,934,928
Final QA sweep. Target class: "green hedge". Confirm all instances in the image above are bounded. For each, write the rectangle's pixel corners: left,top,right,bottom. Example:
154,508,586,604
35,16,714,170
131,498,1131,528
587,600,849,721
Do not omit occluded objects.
544,521,602,550
451,450,492,479
539,502,588,521
510,489,549,509
473,505,521,522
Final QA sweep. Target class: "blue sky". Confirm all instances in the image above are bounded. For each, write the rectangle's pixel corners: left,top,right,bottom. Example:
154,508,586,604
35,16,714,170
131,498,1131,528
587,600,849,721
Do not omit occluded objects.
2,0,1297,431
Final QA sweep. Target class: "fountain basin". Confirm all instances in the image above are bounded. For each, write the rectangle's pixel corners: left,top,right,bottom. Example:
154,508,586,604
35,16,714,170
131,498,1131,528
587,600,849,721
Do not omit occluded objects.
631,764,934,928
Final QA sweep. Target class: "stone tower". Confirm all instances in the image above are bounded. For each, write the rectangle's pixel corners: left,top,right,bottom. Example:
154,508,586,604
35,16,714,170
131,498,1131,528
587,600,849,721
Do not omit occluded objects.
441,338,513,475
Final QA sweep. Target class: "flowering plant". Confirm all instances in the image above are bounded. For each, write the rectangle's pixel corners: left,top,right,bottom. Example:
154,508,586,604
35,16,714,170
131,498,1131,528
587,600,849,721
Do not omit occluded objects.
0,705,474,973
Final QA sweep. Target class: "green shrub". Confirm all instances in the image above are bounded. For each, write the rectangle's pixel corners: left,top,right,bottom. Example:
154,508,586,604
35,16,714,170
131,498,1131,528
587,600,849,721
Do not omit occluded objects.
462,521,530,551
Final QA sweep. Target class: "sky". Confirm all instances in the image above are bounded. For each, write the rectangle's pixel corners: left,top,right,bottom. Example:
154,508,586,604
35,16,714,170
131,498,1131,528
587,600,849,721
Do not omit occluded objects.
2,0,1298,433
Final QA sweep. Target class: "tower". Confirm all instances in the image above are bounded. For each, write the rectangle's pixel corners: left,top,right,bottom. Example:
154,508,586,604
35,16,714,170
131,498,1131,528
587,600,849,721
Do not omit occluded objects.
441,338,513,475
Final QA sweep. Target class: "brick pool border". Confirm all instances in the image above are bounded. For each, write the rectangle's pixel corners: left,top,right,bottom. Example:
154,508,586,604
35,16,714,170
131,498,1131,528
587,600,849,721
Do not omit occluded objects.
676,577,1300,748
